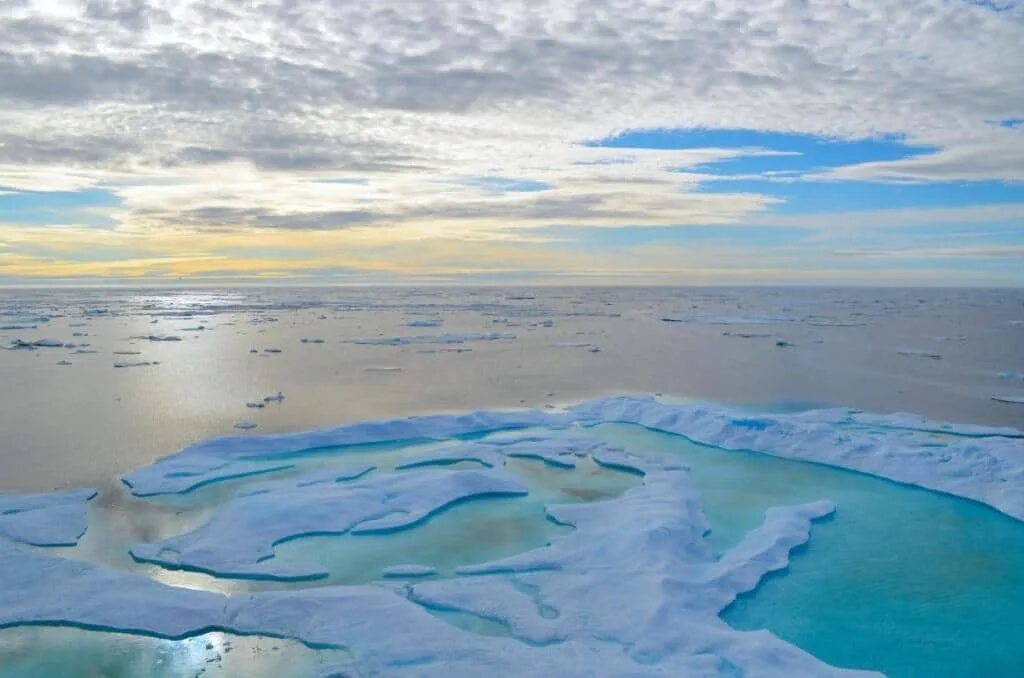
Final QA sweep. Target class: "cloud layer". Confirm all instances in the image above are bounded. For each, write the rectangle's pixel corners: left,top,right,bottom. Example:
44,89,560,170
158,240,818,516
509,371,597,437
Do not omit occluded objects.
0,0,1022,282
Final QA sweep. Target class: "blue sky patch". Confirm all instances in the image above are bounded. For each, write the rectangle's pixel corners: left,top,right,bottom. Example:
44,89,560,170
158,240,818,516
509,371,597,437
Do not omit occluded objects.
0,187,121,228
462,176,552,193
587,128,937,175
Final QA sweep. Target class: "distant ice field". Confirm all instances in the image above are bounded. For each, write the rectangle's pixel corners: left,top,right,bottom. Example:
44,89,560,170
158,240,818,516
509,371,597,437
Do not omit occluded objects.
1,286,1022,491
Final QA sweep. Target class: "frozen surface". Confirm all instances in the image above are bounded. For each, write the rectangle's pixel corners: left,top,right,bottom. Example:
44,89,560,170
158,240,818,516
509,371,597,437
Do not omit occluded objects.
0,488,97,546
124,395,1024,520
0,456,863,677
347,332,515,345
570,396,1024,521
130,468,528,580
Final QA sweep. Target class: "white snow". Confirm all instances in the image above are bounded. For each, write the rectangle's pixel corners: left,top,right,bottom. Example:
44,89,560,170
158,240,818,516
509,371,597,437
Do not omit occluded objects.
0,488,97,546
382,564,438,578
0,458,868,676
129,469,528,580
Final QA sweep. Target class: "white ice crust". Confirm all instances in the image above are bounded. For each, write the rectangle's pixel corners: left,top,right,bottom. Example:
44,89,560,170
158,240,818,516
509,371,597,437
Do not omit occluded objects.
122,395,1024,520
130,468,528,580
0,457,869,677
0,488,97,546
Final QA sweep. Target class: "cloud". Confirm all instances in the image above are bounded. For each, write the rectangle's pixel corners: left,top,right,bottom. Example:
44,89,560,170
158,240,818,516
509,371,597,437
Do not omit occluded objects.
1,0,1022,283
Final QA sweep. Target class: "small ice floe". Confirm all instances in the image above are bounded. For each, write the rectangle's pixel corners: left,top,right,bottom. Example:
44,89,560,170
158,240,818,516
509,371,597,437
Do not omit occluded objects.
722,331,772,339
300,338,325,344
776,340,793,347
348,332,514,346
382,564,437,578
0,325,37,330
114,361,159,368
56,360,72,366
551,341,602,353
264,348,282,353
403,319,443,328
897,349,942,360
246,401,266,409
113,350,142,355
182,326,206,332
9,338,65,349
233,421,258,430
263,391,285,403
365,366,403,373
662,315,791,325
72,349,98,354
72,332,87,337
991,395,1024,405
249,348,258,353
136,335,182,342
805,320,866,327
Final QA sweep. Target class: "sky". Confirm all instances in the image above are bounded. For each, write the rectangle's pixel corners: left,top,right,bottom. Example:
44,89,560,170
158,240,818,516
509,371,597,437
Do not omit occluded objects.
0,0,1022,286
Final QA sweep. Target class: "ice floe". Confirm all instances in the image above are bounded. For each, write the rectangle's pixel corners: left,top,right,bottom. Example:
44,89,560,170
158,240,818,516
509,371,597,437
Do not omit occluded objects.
6,338,65,349
118,396,1024,522
662,315,793,325
991,395,1024,405
348,332,515,345
0,488,97,547
382,564,438,578
896,349,942,360
0,459,865,676
130,469,528,580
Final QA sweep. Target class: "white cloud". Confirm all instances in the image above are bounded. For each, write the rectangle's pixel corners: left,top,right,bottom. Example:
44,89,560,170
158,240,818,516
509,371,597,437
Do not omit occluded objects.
0,0,1022,237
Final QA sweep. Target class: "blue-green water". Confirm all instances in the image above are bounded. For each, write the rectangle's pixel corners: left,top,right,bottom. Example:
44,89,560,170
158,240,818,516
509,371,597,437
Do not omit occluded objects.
587,423,1024,677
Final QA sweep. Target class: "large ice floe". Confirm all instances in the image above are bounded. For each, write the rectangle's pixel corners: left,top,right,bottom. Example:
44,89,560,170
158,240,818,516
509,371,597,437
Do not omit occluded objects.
2,395,1023,676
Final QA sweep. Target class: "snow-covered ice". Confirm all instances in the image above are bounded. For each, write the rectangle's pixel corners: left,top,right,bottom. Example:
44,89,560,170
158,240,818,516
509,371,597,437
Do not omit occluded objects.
0,488,97,546
129,468,529,580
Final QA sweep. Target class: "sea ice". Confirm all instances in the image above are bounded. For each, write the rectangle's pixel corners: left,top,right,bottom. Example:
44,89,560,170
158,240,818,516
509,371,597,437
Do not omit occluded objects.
0,458,866,676
382,564,438,578
896,349,942,360
130,468,529,580
0,488,97,546
661,315,793,325
347,332,515,345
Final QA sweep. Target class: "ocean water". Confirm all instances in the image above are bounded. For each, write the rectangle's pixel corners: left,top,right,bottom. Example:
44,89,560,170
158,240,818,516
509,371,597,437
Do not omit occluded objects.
1,286,1023,676
1,286,1021,492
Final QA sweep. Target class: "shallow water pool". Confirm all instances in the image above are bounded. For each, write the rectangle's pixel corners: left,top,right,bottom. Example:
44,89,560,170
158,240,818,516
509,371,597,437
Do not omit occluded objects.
586,423,1024,676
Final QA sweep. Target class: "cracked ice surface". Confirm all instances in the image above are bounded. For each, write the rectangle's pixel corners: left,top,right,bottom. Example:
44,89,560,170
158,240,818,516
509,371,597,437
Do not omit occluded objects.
130,469,528,581
0,461,866,677
0,488,97,546
3,396,1023,675
123,395,1024,520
